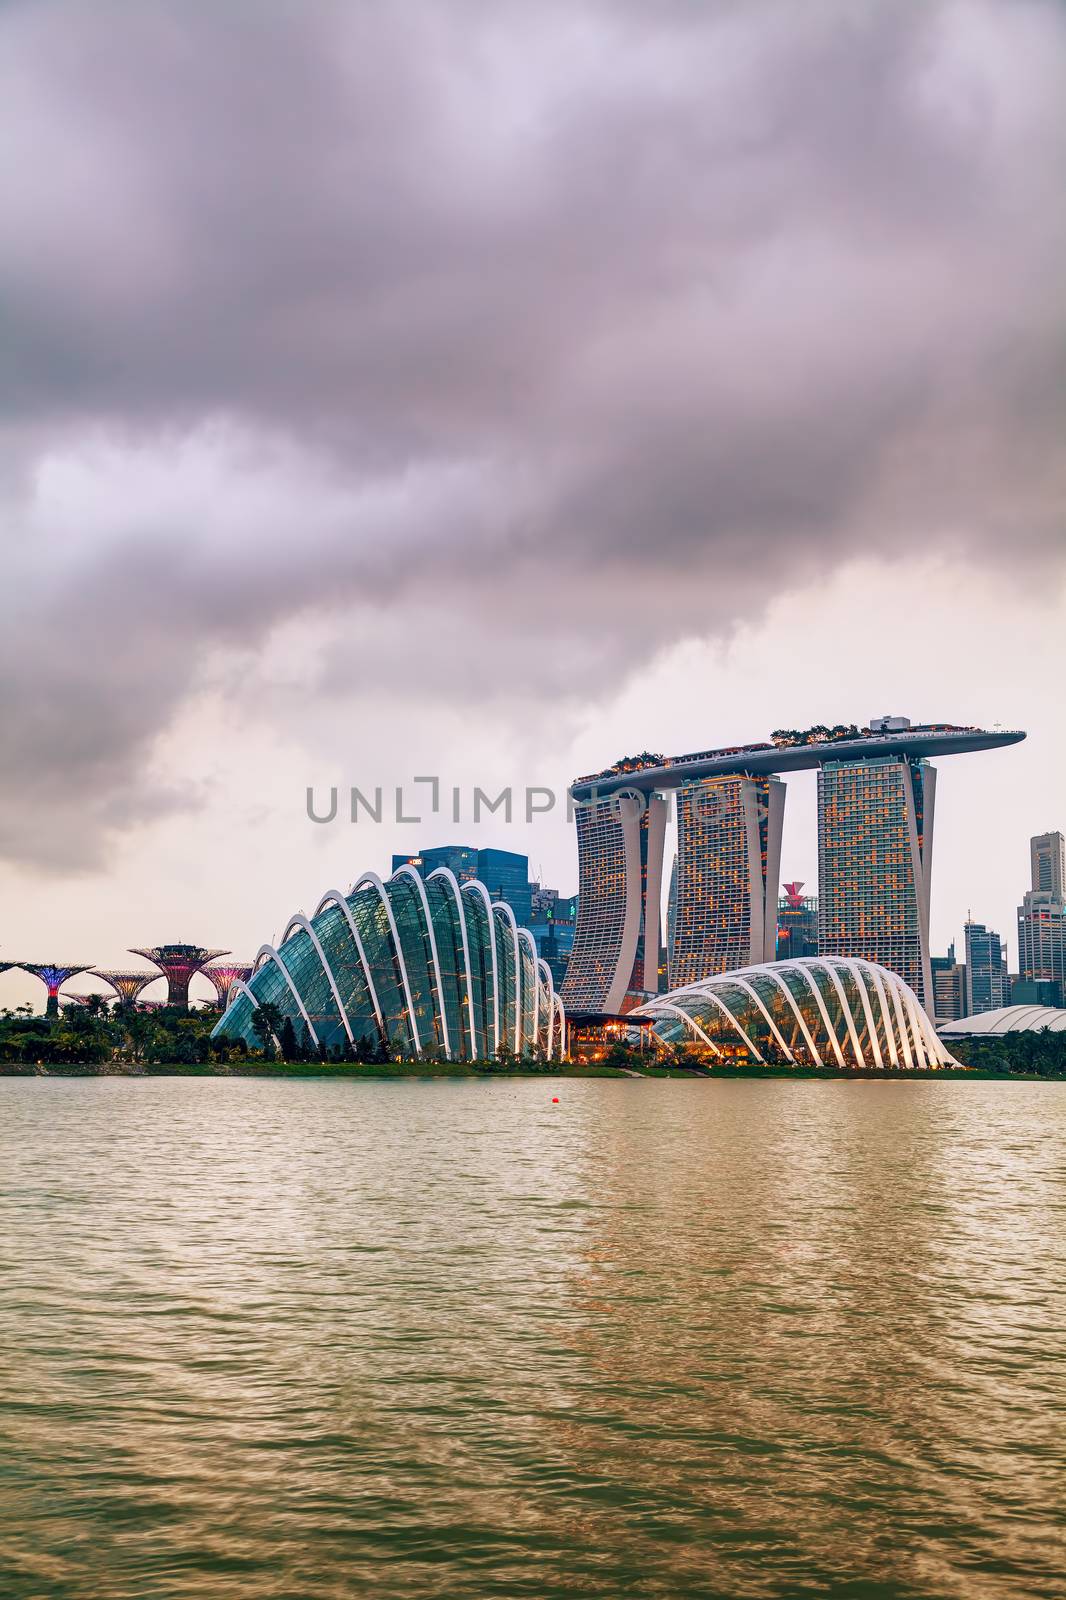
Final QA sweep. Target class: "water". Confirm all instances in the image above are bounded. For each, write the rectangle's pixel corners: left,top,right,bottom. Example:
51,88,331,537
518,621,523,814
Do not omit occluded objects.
0,1078,1063,1600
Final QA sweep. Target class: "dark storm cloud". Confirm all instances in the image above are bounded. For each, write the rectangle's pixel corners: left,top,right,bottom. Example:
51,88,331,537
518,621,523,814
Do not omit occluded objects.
1,0,1064,866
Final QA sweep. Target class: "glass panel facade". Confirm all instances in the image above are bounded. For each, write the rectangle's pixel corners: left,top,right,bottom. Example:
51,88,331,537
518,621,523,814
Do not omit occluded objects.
634,957,953,1071
213,871,560,1062
277,929,345,1050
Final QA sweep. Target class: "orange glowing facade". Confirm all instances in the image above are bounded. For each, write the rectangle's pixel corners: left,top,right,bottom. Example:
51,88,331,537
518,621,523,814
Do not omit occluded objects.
817,757,935,1008
671,774,784,987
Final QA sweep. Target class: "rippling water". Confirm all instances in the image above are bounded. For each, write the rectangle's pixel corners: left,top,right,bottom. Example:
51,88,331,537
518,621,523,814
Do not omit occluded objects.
1,1078,1063,1599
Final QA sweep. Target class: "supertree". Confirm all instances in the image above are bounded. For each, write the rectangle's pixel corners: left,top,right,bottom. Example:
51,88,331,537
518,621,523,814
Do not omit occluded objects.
128,945,230,1010
201,962,254,1011
19,964,95,1017
93,969,161,1007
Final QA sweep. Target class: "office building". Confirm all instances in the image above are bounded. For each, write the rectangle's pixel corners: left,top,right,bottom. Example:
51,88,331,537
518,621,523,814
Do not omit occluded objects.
1030,831,1065,898
931,942,966,1024
964,921,1008,1015
392,845,478,884
477,849,534,928
1017,831,1066,1006
394,847,533,928
528,885,578,990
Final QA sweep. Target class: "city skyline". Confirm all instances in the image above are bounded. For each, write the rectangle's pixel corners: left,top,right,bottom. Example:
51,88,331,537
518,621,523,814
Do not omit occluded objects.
1,3,1064,1011
0,691,1057,1014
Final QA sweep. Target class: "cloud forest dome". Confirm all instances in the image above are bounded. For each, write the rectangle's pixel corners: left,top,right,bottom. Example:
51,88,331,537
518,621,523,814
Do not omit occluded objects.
633,957,956,1070
213,868,564,1061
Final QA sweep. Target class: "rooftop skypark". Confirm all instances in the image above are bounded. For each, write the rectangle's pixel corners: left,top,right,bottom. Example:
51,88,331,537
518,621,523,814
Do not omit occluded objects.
571,718,1025,799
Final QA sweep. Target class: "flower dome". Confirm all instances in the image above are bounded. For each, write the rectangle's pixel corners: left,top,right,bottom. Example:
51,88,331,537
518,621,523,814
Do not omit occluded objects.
213,867,564,1061
633,956,956,1070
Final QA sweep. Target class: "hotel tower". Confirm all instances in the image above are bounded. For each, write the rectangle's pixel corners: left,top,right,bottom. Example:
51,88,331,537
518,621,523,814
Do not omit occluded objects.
816,756,935,1008
670,774,784,988
562,720,1020,1018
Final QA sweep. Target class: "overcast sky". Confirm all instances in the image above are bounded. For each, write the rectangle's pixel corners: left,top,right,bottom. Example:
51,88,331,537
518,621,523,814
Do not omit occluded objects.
1,0,1064,1008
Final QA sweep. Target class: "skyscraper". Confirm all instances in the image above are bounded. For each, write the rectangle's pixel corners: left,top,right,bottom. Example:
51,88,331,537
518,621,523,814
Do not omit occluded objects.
392,845,478,884
817,756,935,1007
393,847,533,927
1017,830,1066,1005
931,942,966,1023
566,721,1021,1021
665,853,678,982
670,774,784,988
1030,831,1065,898
964,921,1008,1015
476,849,534,928
775,881,818,962
527,885,579,989
562,784,667,1012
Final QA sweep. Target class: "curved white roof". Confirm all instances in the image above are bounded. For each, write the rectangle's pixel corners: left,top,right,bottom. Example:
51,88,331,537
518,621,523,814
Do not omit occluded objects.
939,1005,1066,1036
632,955,955,1070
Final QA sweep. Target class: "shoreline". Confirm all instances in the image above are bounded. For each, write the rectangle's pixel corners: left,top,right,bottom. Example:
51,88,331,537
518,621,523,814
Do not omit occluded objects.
0,1062,1062,1081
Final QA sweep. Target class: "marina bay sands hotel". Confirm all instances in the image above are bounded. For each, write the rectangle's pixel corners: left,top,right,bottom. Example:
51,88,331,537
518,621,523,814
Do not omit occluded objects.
561,718,1024,1016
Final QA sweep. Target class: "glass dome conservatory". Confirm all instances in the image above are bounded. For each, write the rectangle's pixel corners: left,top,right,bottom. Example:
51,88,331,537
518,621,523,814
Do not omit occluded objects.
213,868,565,1061
633,956,956,1070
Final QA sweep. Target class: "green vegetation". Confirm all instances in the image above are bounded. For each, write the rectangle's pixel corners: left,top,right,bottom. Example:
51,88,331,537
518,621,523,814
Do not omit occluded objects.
0,996,232,1067
2,1002,1063,1078
948,1028,1066,1077
771,723,862,748
0,1001,560,1074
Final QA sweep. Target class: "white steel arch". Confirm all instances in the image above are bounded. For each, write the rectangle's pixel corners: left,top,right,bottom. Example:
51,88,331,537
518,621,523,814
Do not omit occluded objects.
907,979,946,1065
252,944,321,1048
282,913,355,1045
706,974,796,1063
904,985,933,1066
462,880,500,1054
517,929,539,1056
313,889,387,1042
860,962,900,1068
426,868,478,1058
535,955,554,1058
871,960,915,1068
831,958,886,1069
552,993,566,1060
390,866,453,1060
775,961,847,1068
492,900,523,1054
644,1000,724,1057
742,963,824,1066
796,958,865,1067
680,988,766,1063
218,980,279,1048
354,872,422,1057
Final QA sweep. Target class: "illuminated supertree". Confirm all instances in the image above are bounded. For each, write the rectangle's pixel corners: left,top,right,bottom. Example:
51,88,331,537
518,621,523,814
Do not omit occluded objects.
19,963,95,1016
93,969,161,1007
201,962,253,1011
128,945,229,1009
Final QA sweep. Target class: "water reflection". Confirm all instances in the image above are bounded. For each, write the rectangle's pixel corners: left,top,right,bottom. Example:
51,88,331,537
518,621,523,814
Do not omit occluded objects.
0,1078,1062,1598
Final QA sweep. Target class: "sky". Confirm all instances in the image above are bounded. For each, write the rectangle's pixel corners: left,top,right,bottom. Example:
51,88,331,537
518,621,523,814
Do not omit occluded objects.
1,0,1064,1009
